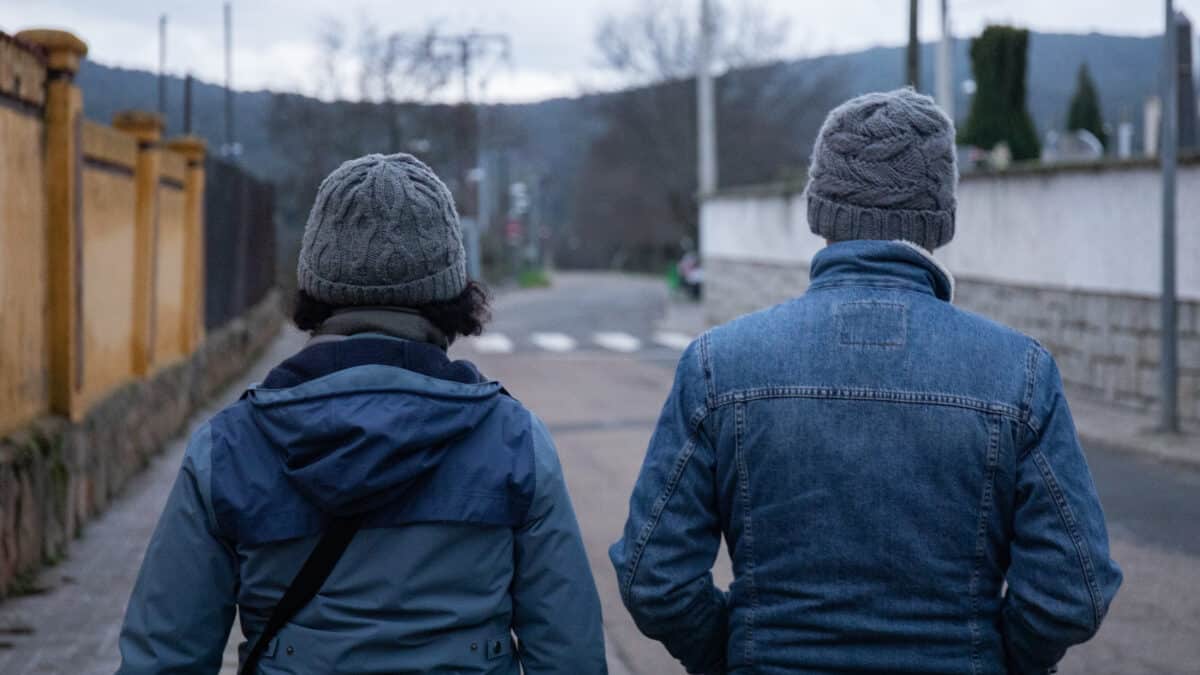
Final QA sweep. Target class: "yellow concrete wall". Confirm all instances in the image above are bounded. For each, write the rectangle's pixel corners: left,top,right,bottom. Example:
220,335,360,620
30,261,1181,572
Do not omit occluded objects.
0,108,49,435
78,121,138,409
1,30,209,428
0,39,49,436
154,181,188,366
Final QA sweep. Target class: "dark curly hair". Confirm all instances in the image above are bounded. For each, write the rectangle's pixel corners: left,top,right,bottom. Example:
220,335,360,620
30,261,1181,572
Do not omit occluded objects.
292,280,492,343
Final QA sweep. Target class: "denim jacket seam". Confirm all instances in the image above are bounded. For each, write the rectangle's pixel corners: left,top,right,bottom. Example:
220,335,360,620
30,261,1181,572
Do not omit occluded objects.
807,280,938,299
1018,345,1052,459
711,386,1023,421
620,437,697,604
1020,345,1043,436
619,407,714,607
1029,449,1104,630
699,331,717,410
734,401,757,667
968,416,1002,675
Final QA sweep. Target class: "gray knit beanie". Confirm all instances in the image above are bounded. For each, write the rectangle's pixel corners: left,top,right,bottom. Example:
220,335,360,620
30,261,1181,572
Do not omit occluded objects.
297,153,467,306
805,88,958,250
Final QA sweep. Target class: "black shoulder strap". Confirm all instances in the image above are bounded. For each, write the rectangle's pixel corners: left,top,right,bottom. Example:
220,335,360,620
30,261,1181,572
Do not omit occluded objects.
239,515,365,675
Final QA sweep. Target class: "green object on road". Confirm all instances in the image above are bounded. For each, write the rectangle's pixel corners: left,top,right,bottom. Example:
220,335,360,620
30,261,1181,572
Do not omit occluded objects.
666,265,681,291
518,267,552,289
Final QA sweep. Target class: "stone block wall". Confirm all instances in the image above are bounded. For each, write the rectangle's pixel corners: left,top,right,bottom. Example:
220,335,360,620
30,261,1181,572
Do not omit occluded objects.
955,280,1200,424
703,257,810,326
703,257,1200,426
0,291,282,598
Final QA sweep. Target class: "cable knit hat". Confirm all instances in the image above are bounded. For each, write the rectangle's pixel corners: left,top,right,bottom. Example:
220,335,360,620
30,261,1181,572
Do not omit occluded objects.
806,88,958,250
298,153,467,306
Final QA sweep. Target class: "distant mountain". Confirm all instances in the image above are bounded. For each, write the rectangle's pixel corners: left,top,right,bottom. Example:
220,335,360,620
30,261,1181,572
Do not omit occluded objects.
77,61,282,179
77,31,1163,185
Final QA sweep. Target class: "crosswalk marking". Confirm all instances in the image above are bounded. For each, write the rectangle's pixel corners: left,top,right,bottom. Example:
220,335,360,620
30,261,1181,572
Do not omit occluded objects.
530,332,577,352
594,332,642,353
470,333,514,354
653,331,694,351
462,330,696,355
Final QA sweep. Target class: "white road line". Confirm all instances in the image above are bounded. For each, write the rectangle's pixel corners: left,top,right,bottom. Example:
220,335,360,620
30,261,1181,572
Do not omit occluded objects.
653,331,694,351
531,332,577,352
594,332,642,353
469,333,514,354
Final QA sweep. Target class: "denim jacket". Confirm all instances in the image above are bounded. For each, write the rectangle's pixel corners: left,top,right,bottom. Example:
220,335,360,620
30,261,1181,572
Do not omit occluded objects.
610,240,1121,675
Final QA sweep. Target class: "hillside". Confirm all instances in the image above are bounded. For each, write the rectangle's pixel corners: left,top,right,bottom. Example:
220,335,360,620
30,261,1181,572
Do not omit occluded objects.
78,31,1163,184
75,32,1168,270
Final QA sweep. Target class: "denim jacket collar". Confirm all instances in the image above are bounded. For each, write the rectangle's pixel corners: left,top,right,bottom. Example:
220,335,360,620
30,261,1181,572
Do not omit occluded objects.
807,239,955,302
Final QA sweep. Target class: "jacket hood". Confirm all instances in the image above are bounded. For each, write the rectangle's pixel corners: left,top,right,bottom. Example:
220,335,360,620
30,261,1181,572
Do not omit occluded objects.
244,338,503,517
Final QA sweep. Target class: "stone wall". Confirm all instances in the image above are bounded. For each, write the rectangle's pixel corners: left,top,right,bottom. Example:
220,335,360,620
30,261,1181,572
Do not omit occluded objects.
702,256,1200,426
0,291,282,598
703,257,811,326
955,280,1200,422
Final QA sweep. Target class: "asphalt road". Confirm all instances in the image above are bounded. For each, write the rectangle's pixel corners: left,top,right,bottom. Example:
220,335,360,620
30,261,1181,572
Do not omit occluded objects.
455,272,1200,675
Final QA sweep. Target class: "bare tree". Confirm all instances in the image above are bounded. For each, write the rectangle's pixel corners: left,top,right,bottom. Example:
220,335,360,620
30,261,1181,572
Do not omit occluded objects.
270,19,477,248
594,0,789,84
315,19,346,100
357,24,456,104
355,22,456,152
571,0,844,271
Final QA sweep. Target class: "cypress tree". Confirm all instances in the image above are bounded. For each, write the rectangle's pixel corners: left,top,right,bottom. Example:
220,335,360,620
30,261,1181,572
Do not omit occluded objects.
960,25,1041,161
1067,63,1108,148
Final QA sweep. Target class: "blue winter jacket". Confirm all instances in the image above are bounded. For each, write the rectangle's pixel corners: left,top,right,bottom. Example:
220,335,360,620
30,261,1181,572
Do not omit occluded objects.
117,334,606,674
610,240,1122,675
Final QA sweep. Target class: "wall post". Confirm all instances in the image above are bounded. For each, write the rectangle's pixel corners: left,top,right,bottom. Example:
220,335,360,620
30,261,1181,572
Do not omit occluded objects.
17,29,88,420
113,110,164,376
165,136,207,353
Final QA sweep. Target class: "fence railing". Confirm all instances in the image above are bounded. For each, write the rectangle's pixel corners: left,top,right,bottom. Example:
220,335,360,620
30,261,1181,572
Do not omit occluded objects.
0,29,273,435
205,158,277,331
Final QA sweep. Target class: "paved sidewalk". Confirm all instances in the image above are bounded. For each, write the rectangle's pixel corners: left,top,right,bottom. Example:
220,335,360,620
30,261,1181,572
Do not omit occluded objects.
0,328,306,675
1067,391,1199,467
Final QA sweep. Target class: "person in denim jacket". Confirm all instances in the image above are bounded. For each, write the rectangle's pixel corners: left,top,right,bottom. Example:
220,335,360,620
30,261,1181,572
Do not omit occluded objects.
610,89,1121,675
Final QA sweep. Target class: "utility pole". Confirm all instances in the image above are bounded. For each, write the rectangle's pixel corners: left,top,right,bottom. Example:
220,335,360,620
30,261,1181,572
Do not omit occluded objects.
183,73,193,134
158,14,167,122
430,31,510,280
1161,0,1180,433
907,0,920,89
432,32,510,107
936,0,954,120
697,0,718,194
222,1,238,158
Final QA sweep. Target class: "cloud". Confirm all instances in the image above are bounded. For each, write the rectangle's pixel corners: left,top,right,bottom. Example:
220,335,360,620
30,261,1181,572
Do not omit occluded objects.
3,0,1197,101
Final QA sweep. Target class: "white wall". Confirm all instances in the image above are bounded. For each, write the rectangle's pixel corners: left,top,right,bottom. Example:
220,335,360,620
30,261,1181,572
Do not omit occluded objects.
701,163,1200,301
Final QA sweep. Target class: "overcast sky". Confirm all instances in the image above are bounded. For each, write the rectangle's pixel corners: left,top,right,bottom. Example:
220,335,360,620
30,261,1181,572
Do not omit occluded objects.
2,0,1197,102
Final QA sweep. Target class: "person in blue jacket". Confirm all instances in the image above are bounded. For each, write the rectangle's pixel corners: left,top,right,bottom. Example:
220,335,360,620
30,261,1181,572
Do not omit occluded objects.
611,90,1121,674
116,153,607,674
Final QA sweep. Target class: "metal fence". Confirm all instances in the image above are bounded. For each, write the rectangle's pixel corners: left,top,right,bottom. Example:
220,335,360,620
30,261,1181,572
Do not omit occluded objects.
204,158,277,331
